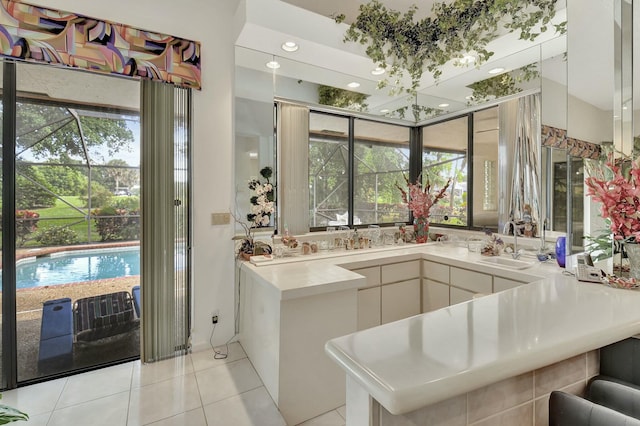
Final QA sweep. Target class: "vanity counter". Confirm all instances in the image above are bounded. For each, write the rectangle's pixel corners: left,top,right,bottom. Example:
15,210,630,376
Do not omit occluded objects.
240,242,547,300
325,277,640,422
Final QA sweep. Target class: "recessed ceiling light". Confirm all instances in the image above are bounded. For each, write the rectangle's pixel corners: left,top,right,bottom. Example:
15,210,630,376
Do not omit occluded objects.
380,109,390,113
347,82,360,88
371,67,386,75
438,103,450,108
266,61,280,69
488,67,505,74
281,41,299,52
248,152,258,159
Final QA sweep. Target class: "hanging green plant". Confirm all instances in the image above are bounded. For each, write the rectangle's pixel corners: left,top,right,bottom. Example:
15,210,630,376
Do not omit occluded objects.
467,63,540,104
336,0,562,96
318,85,369,111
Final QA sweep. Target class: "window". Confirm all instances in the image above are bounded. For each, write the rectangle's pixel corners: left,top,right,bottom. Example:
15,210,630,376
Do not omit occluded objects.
304,105,498,230
422,116,469,227
353,119,410,224
309,112,349,227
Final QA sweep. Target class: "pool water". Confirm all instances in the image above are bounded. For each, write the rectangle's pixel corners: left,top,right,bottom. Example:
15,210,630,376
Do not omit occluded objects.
14,248,140,289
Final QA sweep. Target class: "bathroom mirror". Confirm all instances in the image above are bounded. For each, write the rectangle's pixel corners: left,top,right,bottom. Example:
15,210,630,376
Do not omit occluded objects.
234,1,570,235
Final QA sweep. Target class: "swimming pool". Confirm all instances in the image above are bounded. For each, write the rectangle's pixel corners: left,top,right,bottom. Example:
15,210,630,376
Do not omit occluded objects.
14,247,140,289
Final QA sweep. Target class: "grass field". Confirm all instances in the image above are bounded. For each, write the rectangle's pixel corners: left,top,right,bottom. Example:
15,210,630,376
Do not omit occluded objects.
9,196,139,247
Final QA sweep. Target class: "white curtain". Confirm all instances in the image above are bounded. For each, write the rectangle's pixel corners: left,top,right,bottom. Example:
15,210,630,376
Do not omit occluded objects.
509,94,542,235
277,103,310,234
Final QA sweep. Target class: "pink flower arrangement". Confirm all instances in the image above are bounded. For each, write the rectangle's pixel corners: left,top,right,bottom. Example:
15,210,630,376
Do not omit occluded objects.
585,157,640,241
395,175,452,220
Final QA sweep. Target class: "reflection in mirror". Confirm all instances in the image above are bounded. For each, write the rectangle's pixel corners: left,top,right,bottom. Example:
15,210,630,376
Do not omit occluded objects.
567,0,614,254
422,116,470,227
235,47,276,233
472,108,499,230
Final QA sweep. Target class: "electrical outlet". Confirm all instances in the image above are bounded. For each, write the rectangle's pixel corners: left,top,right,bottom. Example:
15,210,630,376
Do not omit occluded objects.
211,309,219,324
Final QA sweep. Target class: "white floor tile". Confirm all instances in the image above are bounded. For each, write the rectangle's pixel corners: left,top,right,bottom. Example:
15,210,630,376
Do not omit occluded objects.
21,412,51,425
128,372,201,425
190,342,247,372
297,410,346,426
146,407,207,426
336,405,346,420
2,377,67,416
132,355,194,388
195,358,262,406
203,387,286,426
56,362,133,408
47,391,129,426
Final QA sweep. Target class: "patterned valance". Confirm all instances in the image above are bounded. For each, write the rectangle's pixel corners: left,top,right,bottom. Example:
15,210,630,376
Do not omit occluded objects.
541,125,602,159
0,0,201,89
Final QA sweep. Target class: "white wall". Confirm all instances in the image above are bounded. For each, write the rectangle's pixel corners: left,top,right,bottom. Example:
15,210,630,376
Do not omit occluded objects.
30,0,240,350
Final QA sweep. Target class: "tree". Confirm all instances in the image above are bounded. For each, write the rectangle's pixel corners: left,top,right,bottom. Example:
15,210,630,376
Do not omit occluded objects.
99,159,139,192
16,102,135,163
37,161,88,196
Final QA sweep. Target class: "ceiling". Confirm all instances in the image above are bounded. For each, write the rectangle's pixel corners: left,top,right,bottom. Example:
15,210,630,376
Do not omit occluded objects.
234,0,625,123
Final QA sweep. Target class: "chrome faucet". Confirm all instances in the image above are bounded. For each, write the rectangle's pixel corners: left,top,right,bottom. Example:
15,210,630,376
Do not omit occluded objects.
504,221,521,260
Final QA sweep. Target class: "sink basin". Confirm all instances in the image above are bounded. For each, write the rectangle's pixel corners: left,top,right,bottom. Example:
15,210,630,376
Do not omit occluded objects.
476,256,535,270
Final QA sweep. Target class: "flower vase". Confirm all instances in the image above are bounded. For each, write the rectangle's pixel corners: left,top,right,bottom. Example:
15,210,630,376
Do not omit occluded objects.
414,217,429,244
555,236,566,268
624,243,640,280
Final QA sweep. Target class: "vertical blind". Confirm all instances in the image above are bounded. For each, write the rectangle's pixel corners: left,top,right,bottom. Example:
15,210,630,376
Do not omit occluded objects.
140,79,191,362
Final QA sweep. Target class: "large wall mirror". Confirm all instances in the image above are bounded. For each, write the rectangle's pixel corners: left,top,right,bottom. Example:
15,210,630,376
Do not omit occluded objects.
233,0,604,243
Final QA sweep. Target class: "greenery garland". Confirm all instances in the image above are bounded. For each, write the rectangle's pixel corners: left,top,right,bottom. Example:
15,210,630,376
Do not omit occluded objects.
336,0,563,96
318,85,369,111
467,63,540,104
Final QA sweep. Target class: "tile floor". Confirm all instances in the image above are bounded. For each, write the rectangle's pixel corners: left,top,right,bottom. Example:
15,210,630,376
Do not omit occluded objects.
4,342,346,426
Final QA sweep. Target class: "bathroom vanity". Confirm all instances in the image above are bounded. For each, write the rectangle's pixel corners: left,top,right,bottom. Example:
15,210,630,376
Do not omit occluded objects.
238,241,563,425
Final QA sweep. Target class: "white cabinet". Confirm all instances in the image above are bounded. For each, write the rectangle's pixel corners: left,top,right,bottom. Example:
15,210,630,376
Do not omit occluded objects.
357,286,381,330
450,286,475,305
353,260,421,328
423,280,450,312
381,260,420,284
493,276,527,293
422,260,450,312
450,267,492,295
381,278,421,324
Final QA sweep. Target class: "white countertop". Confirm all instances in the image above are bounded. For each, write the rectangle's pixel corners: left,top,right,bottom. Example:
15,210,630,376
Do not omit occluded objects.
240,242,548,300
325,278,640,415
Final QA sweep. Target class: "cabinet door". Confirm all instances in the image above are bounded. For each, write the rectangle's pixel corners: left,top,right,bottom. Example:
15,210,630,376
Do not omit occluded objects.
423,260,449,283
422,280,449,313
357,287,381,330
450,287,475,305
450,267,492,294
381,260,420,284
381,279,421,324
353,266,381,288
493,277,526,293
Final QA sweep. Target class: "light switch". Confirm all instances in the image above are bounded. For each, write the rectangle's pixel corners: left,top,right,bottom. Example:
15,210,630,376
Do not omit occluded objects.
211,212,230,225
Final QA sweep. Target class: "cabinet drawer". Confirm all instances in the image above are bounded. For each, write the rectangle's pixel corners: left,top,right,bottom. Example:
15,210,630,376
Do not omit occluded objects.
352,266,381,288
381,279,421,324
422,260,449,283
493,277,526,293
381,260,420,284
450,267,492,294
422,280,449,312
450,287,475,305
357,287,381,330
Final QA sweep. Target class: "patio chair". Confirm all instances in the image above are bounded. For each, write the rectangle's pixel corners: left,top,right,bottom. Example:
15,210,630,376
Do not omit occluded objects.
73,291,139,343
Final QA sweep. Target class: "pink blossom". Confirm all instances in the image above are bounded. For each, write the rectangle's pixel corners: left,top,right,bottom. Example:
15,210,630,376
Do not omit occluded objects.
585,157,640,241
396,175,452,221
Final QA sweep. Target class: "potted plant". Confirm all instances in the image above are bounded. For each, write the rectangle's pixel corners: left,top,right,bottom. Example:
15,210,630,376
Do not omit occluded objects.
234,166,275,259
